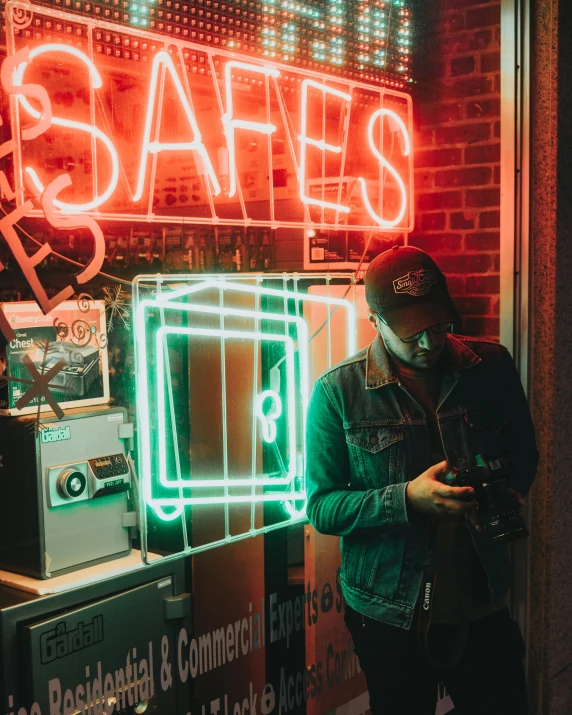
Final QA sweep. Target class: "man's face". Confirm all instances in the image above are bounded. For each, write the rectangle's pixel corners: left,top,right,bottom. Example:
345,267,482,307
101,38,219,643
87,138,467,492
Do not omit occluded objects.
368,311,448,372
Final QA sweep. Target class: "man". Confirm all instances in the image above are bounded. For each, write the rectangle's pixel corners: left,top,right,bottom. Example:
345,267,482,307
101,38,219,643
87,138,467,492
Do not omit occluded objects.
305,246,539,715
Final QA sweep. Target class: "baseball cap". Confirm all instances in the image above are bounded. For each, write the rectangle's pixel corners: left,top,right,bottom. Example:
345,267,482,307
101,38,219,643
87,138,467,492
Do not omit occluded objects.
365,246,460,339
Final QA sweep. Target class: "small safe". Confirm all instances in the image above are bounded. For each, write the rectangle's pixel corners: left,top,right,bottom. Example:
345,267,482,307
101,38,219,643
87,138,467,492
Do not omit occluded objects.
0,406,135,578
0,559,191,714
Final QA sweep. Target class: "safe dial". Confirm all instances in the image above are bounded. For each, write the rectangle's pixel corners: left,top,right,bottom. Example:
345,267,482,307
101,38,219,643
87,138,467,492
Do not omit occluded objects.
57,469,87,499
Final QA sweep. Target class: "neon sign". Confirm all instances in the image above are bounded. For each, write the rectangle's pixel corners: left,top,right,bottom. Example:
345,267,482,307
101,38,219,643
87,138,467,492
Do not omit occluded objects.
254,390,282,444
299,80,352,215
358,108,411,228
13,43,120,214
2,4,414,233
222,61,281,200
133,50,221,203
133,276,357,531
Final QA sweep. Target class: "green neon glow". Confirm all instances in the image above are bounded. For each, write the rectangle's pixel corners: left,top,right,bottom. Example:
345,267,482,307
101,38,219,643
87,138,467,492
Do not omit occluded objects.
136,297,308,520
160,280,357,356
149,493,307,507
156,325,298,488
254,389,283,443
137,297,310,486
135,280,356,523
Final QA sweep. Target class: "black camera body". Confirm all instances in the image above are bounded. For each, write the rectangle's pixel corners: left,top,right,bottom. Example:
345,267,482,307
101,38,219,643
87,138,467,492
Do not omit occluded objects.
445,454,529,543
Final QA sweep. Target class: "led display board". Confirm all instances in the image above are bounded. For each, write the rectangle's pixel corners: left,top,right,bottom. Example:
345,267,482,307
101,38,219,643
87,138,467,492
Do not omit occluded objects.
8,0,413,88
2,1,414,233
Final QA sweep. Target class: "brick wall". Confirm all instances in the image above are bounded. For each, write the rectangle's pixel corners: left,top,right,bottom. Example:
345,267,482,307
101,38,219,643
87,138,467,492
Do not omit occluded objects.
411,0,501,339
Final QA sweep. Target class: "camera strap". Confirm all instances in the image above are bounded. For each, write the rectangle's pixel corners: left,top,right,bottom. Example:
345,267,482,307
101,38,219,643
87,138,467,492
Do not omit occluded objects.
416,521,471,669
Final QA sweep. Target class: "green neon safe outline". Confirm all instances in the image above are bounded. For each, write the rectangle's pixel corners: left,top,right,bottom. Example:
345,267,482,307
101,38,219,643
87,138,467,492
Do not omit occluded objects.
135,279,356,522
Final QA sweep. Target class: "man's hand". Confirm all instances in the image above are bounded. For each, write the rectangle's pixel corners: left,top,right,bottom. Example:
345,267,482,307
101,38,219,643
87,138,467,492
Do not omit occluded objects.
405,461,476,520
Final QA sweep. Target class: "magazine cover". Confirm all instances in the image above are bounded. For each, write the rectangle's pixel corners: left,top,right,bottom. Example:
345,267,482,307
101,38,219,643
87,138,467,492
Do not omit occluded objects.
0,300,110,415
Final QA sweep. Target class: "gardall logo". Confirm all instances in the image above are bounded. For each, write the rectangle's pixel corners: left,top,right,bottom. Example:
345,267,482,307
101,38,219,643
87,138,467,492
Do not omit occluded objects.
40,426,71,444
40,615,104,664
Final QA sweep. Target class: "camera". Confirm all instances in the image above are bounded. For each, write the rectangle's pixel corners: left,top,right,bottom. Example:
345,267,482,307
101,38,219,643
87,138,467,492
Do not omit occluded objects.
444,454,529,543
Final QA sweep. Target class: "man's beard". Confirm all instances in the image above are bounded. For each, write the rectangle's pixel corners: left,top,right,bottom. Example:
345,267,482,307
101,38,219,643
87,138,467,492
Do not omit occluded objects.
384,340,445,374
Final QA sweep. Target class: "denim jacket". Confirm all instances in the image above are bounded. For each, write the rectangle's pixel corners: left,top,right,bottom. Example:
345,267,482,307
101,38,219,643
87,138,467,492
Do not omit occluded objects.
305,333,539,629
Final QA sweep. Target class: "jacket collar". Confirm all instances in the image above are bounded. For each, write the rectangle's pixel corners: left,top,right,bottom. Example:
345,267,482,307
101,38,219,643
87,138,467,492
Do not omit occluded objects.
365,333,482,390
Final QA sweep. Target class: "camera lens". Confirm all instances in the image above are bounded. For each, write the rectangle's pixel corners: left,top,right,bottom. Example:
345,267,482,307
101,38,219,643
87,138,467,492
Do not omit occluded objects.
479,481,528,542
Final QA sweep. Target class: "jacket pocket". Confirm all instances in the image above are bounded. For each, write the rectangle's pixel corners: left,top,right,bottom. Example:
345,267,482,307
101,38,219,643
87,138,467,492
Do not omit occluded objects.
463,405,510,461
341,534,384,594
345,426,403,488
342,532,408,597
464,405,509,432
